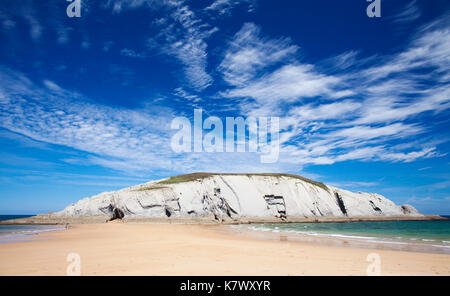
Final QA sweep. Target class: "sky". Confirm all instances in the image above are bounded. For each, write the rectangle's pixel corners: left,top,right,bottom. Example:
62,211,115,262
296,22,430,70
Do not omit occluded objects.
0,0,449,215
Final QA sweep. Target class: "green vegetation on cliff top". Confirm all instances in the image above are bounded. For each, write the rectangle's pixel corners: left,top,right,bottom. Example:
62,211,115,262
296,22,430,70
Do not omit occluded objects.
157,173,329,192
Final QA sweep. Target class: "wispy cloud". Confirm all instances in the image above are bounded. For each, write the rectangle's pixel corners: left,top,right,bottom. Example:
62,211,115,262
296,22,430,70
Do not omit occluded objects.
173,87,201,103
204,0,256,16
120,48,146,58
81,40,91,49
0,2,449,177
104,0,154,13
0,67,297,175
22,5,42,41
223,64,340,107
389,0,421,24
103,41,114,52
218,23,298,87
147,2,217,91
0,67,176,174
103,1,216,91
218,18,450,166
0,0,42,41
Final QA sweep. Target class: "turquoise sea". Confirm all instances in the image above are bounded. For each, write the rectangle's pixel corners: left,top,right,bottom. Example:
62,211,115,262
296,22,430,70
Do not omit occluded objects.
235,217,450,253
0,215,65,244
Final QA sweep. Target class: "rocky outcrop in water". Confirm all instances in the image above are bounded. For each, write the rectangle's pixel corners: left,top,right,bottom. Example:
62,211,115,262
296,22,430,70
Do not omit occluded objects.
56,173,422,221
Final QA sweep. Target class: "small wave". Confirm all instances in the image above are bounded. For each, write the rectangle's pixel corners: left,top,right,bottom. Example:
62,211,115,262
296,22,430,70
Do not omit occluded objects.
250,227,375,240
366,240,409,245
432,245,450,249
0,226,65,239
249,226,271,232
328,234,374,240
15,228,64,235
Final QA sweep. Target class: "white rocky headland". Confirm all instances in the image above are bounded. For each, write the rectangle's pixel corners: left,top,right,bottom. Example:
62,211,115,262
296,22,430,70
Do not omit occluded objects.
56,173,421,221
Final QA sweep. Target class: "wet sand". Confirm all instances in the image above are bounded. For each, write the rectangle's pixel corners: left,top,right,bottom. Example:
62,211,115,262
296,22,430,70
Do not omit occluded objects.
0,222,449,276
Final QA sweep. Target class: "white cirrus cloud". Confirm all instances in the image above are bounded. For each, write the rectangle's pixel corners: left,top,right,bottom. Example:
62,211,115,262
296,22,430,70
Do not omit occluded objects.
0,67,298,175
104,0,154,13
204,0,256,16
120,48,145,58
217,18,450,167
218,23,299,87
389,0,421,24
148,2,217,91
222,63,340,105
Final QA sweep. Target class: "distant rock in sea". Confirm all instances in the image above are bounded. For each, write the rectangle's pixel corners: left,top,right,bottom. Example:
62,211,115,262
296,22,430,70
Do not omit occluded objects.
56,173,422,221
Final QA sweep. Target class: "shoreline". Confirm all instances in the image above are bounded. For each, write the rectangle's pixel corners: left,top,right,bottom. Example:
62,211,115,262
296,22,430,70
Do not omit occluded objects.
0,222,448,275
0,225,67,244
0,214,446,225
224,224,450,255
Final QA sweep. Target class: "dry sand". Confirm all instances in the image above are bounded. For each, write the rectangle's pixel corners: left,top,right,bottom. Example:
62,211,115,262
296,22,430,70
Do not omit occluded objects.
0,222,449,276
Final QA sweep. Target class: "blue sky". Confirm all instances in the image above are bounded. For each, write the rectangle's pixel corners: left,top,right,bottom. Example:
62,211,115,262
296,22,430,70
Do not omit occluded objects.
0,0,449,215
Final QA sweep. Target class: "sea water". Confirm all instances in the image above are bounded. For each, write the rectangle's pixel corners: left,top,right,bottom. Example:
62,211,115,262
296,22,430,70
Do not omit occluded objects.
0,215,65,244
234,217,450,253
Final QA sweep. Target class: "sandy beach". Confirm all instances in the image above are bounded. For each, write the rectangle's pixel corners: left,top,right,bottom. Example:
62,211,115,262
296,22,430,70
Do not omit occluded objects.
0,222,449,276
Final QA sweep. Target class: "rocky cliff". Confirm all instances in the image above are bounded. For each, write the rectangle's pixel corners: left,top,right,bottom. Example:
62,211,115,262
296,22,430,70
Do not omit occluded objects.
56,173,421,221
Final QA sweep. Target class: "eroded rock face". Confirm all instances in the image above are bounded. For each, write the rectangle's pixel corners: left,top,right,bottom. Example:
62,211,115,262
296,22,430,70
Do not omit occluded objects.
56,174,422,220
263,195,286,219
335,193,347,216
111,208,125,220
401,204,421,216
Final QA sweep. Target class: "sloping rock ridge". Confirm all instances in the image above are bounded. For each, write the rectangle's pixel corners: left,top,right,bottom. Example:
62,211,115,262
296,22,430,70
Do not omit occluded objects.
56,173,422,220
